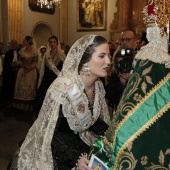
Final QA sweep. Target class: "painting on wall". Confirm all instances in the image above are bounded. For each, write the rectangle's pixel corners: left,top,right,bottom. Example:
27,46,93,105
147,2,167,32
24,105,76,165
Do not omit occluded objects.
77,0,107,31
28,0,55,15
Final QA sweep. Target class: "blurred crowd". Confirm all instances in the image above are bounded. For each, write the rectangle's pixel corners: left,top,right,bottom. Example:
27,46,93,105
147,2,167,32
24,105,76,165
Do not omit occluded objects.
0,29,147,122
0,36,70,119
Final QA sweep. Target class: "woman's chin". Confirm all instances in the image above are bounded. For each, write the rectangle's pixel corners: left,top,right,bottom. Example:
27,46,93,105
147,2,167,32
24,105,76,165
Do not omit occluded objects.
100,73,108,77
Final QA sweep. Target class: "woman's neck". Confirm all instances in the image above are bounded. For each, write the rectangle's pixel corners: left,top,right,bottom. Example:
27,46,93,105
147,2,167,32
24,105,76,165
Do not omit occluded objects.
80,73,96,89
50,49,58,58
50,47,58,53
80,73,97,104
25,45,33,53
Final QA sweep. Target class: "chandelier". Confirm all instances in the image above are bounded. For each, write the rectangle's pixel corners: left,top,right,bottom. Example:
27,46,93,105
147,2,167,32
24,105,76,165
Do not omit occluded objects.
37,0,62,9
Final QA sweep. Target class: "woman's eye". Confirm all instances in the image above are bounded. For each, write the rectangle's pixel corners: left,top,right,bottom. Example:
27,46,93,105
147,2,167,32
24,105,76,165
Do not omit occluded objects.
99,55,105,58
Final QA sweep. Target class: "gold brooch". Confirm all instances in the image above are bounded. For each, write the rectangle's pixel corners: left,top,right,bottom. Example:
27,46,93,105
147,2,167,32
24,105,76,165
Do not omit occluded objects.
77,102,85,113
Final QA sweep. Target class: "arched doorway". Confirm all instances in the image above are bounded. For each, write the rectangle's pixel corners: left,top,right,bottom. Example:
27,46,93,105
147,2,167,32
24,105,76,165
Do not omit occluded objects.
32,22,53,49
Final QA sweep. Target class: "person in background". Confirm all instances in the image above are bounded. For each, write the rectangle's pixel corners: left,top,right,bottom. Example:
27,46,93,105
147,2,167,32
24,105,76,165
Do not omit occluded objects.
8,34,111,170
77,1,170,170
141,31,149,47
106,28,137,116
105,48,133,119
13,36,38,112
111,28,137,73
37,45,47,74
60,42,71,55
119,28,137,50
108,41,115,57
1,40,20,104
34,35,66,118
64,44,71,55
135,33,142,51
0,42,5,55
114,39,120,49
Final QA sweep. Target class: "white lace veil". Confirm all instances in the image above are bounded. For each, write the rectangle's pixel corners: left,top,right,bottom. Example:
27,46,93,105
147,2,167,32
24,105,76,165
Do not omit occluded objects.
17,34,104,170
60,34,95,77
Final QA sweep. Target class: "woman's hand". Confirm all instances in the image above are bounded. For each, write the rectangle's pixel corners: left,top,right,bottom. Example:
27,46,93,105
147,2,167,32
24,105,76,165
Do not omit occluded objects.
77,155,93,170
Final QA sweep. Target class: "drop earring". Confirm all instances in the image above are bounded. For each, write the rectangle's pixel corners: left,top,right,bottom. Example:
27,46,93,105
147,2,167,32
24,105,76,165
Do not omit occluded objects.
82,63,91,76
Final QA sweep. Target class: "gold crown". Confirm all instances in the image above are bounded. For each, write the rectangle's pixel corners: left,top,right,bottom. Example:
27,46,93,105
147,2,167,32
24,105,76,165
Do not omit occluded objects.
142,0,170,35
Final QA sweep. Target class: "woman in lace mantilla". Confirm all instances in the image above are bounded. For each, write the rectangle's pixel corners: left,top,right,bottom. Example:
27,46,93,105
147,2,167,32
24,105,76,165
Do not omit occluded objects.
8,34,111,170
34,35,66,118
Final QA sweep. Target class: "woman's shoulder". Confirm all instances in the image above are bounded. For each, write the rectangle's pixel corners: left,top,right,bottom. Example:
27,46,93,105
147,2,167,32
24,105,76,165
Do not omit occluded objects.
48,76,75,93
19,47,25,53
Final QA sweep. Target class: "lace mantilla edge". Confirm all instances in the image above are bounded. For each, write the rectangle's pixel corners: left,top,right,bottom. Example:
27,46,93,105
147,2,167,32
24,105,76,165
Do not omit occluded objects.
135,45,170,68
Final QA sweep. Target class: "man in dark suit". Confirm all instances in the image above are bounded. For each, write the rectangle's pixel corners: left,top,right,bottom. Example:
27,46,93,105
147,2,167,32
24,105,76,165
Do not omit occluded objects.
1,40,20,104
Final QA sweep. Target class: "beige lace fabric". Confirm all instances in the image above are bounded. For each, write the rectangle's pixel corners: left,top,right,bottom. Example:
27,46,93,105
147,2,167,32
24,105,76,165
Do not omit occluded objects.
135,27,170,68
17,34,110,169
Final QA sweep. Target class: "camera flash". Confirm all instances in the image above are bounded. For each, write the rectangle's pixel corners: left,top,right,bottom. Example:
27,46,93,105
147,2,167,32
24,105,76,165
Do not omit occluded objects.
121,49,125,56
126,49,130,54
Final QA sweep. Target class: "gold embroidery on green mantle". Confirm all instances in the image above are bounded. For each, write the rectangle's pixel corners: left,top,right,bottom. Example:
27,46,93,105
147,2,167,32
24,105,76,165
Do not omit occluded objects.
104,73,170,170
104,62,153,148
112,73,170,170
141,65,154,94
141,148,170,170
118,143,138,170
116,61,152,118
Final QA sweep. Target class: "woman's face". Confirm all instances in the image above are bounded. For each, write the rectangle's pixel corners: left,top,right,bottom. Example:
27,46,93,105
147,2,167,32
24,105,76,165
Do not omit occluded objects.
22,38,29,46
40,48,47,55
88,43,110,78
49,38,58,49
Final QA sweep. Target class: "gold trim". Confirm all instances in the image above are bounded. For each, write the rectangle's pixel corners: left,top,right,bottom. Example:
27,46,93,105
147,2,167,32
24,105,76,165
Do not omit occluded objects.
103,73,170,169
111,73,170,170
113,102,170,170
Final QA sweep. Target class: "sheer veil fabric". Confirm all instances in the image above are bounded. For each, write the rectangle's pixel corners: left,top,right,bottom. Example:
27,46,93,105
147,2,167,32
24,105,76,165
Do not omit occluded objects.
17,34,110,169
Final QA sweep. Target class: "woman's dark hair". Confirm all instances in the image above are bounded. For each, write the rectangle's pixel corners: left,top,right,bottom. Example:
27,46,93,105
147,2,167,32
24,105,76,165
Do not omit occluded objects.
78,35,107,72
25,36,33,45
48,35,58,44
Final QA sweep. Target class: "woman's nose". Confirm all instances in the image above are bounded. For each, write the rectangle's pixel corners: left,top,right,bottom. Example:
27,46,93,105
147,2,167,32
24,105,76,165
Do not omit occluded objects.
106,55,111,64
